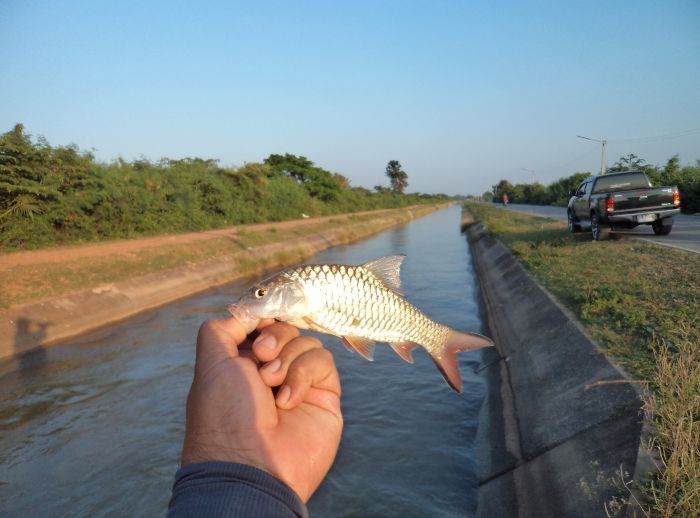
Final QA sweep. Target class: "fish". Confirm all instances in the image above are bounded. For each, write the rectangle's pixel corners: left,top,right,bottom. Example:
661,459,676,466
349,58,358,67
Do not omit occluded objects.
228,255,494,392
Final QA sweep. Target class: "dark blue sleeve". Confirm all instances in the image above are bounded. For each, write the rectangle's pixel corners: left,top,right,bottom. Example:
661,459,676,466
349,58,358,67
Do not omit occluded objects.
168,461,308,518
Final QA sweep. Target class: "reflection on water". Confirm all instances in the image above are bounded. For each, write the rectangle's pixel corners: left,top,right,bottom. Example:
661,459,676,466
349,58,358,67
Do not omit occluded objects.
0,205,488,517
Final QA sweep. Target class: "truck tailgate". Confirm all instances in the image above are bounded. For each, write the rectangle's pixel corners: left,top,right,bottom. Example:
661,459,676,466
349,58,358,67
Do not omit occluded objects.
611,187,676,212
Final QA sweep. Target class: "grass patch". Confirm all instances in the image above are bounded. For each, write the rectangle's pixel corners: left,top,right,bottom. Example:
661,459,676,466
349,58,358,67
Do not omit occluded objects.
464,202,699,515
643,331,699,516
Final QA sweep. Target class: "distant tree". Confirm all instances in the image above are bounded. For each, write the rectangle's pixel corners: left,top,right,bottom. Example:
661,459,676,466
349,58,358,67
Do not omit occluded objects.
264,154,314,181
546,171,592,205
663,155,681,181
522,183,548,205
385,160,408,193
491,179,514,202
263,153,343,202
0,123,59,217
332,173,350,189
677,161,700,213
611,153,646,172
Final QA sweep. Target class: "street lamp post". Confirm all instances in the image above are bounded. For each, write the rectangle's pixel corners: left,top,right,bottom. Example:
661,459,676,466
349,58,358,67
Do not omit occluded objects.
576,135,607,175
520,167,537,184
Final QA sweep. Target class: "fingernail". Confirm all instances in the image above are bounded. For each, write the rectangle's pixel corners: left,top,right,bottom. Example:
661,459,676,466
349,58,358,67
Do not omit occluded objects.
276,385,291,405
254,334,277,350
262,358,281,373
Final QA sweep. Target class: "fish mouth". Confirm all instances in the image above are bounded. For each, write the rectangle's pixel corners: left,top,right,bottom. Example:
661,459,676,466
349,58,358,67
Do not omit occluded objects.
227,302,246,319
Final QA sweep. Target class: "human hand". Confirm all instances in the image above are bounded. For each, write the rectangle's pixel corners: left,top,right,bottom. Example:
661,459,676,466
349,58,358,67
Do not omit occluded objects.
180,317,343,502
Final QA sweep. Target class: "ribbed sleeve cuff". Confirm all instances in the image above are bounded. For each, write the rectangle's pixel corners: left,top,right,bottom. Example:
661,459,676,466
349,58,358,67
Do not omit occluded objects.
168,461,308,518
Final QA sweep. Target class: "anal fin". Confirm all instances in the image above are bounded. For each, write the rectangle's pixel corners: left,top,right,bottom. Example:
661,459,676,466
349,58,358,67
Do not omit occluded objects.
389,341,416,363
342,336,376,361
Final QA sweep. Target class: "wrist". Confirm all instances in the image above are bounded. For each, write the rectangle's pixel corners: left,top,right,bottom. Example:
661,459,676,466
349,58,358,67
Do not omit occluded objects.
181,435,270,473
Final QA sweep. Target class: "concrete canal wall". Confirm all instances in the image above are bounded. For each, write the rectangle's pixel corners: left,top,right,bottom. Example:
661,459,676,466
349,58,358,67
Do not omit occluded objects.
465,221,647,517
0,205,443,364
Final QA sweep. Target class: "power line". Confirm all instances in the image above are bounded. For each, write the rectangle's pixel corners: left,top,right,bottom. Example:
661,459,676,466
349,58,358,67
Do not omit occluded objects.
511,128,699,184
608,127,700,144
547,144,600,172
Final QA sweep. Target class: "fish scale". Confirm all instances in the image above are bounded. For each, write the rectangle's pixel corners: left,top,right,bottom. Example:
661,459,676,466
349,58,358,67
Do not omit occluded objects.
228,255,494,392
286,261,457,362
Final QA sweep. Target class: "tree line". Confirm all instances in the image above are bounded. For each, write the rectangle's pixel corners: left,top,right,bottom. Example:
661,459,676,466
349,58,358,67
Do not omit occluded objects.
0,124,446,250
489,155,700,213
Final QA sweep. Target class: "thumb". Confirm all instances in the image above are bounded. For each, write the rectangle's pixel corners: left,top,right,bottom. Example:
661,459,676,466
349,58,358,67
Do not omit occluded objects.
194,317,250,376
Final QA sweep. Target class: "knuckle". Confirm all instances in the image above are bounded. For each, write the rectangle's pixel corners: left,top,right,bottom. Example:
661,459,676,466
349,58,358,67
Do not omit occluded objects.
288,358,312,379
273,321,301,338
317,348,334,364
300,335,323,349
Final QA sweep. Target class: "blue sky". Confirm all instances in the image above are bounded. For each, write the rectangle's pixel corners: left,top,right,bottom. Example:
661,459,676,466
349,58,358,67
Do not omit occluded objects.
2,0,699,195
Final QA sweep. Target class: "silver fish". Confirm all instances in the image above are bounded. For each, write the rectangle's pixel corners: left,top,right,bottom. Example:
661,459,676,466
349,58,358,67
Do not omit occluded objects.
228,255,494,392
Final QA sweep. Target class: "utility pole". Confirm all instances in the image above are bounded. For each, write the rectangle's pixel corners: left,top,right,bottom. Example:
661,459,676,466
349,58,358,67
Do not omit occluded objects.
576,135,607,175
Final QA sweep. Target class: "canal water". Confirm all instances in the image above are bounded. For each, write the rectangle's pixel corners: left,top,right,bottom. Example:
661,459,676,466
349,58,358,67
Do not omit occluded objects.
0,205,489,517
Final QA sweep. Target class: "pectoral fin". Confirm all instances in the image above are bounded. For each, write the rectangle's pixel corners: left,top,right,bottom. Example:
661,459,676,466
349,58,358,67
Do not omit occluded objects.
389,341,416,363
342,336,376,361
284,317,310,330
302,316,334,335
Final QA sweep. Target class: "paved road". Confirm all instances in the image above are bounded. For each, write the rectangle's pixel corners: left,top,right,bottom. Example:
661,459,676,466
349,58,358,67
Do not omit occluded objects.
497,203,700,254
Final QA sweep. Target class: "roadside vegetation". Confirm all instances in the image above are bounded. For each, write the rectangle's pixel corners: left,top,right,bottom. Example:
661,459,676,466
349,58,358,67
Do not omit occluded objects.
484,153,700,213
464,202,699,516
0,124,448,251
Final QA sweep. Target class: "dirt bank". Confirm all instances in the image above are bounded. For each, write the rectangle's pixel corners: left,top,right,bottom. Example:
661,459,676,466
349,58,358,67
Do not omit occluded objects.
0,204,444,363
0,207,405,271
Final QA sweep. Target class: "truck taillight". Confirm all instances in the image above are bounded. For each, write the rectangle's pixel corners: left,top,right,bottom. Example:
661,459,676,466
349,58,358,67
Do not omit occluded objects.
673,187,680,207
606,194,615,214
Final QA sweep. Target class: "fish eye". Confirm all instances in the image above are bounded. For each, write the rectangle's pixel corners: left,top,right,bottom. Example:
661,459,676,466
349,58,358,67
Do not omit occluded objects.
254,288,267,298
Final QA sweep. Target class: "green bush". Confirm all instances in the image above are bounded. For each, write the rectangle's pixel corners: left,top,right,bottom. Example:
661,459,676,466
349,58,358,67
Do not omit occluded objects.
0,124,446,250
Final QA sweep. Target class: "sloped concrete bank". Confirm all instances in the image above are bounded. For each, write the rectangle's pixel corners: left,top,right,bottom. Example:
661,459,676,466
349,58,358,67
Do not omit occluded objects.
465,221,646,517
0,205,443,364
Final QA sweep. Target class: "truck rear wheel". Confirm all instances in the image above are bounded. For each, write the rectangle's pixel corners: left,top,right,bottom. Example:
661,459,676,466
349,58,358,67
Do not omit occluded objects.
652,220,673,236
591,213,609,241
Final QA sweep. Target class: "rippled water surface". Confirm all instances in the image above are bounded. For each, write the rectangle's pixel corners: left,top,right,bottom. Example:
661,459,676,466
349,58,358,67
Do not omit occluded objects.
0,205,488,517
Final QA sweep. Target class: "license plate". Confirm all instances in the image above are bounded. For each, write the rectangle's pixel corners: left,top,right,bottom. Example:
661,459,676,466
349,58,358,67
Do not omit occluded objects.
637,214,656,223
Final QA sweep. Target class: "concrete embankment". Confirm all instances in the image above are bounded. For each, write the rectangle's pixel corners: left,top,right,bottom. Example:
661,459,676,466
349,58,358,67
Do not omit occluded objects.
465,220,646,516
0,205,443,364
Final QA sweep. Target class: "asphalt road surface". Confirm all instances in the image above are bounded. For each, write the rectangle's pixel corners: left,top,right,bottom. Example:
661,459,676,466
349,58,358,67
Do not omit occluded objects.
497,203,700,254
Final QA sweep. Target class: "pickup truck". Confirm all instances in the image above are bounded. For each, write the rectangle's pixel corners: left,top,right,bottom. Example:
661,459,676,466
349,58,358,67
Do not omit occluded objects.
567,171,681,240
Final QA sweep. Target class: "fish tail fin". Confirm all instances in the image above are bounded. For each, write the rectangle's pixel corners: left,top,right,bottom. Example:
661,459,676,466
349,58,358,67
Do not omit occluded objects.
429,329,495,392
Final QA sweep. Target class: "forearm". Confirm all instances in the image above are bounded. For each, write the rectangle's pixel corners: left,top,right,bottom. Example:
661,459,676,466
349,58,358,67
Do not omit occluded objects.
168,461,308,518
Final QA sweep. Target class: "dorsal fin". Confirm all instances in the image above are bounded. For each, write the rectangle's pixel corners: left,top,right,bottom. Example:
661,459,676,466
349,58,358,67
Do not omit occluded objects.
342,335,376,361
362,255,405,294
